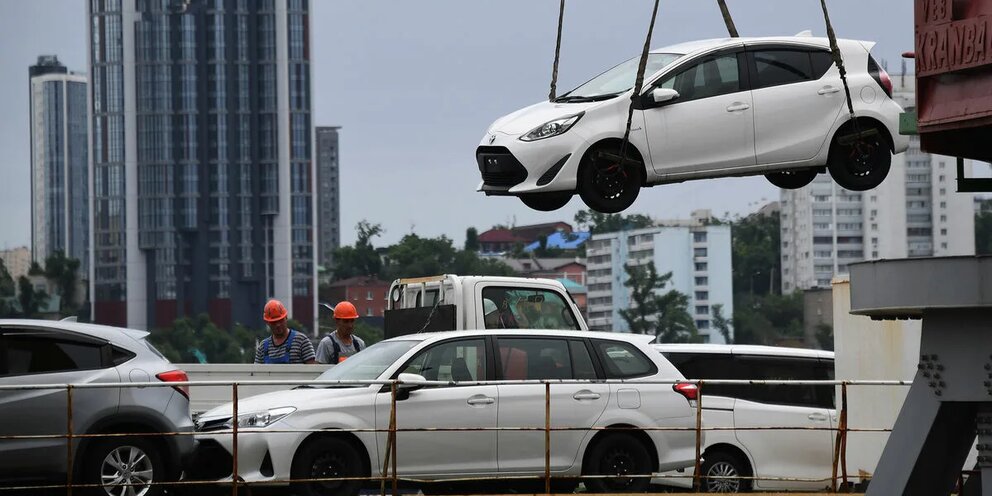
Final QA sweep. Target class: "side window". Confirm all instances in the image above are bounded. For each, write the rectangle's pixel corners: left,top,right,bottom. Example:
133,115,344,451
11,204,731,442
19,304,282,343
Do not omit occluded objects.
593,340,657,379
400,339,487,383
663,352,746,399
569,340,598,380
1,334,105,376
810,50,834,79
739,356,825,408
752,49,813,89
482,287,580,330
656,54,740,103
498,338,572,380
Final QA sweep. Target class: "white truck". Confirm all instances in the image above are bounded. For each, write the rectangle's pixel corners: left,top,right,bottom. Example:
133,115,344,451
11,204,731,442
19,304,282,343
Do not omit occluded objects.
384,274,588,338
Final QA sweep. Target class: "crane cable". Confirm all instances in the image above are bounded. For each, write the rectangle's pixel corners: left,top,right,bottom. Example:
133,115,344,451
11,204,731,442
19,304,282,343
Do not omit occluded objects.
717,0,739,37
616,0,661,173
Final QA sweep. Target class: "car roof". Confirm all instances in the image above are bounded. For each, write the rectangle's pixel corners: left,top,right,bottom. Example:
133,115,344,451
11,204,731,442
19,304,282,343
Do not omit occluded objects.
653,343,834,360
388,329,655,345
0,319,151,348
650,35,855,56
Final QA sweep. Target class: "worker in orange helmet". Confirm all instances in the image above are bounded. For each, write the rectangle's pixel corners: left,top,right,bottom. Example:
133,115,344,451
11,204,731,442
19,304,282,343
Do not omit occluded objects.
254,299,316,364
316,301,366,364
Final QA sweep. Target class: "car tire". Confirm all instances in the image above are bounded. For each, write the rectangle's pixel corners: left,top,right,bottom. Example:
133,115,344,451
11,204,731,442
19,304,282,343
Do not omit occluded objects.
827,126,891,191
291,436,366,496
582,433,653,493
765,169,818,189
700,451,752,493
578,146,642,214
82,436,167,496
520,192,573,212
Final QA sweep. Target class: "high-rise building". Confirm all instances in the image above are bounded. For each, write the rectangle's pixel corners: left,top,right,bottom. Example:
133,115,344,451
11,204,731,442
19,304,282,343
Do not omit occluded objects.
29,55,89,272
585,210,734,343
315,126,340,273
780,76,975,292
88,0,315,331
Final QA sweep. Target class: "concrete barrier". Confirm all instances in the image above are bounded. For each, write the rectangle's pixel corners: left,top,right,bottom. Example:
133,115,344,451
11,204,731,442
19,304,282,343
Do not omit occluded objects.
180,363,332,413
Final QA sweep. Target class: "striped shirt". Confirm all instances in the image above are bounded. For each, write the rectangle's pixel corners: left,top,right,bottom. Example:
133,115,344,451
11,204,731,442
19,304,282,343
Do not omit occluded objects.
253,330,316,364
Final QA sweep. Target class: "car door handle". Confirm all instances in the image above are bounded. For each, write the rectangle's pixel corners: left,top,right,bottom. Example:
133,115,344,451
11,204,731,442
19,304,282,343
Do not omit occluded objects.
817,86,840,95
726,103,750,112
808,413,829,421
573,391,601,401
467,396,495,406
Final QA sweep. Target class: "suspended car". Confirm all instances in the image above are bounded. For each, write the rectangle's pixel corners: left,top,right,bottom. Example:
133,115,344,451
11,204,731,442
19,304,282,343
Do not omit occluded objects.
477,35,909,213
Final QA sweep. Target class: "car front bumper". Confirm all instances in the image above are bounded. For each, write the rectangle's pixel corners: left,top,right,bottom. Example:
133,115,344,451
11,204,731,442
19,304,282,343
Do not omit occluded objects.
476,130,589,196
186,427,305,485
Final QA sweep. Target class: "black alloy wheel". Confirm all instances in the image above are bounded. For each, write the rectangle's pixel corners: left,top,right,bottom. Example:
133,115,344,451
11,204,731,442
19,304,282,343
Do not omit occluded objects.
578,148,642,214
291,437,365,496
827,128,891,191
582,433,652,493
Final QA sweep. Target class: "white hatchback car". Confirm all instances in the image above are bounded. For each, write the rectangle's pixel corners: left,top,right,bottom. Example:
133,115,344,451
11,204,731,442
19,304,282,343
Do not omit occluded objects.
655,343,836,493
477,34,909,213
189,330,700,495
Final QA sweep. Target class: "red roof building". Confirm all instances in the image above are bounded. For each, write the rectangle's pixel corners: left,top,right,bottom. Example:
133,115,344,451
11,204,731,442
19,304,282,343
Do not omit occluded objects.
323,276,390,318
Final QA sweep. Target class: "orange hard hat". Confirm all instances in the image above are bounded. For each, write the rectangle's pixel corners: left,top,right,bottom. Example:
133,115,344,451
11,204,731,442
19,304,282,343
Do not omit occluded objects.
333,301,359,320
263,299,288,323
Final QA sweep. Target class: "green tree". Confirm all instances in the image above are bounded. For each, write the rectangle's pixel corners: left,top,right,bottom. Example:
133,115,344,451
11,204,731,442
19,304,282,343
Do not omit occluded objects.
464,227,479,252
977,211,992,255
17,276,49,318
0,259,15,297
619,262,699,342
712,303,733,344
333,221,384,280
815,323,834,351
574,209,654,234
382,234,515,280
149,314,260,363
732,292,804,345
43,251,81,313
731,211,781,296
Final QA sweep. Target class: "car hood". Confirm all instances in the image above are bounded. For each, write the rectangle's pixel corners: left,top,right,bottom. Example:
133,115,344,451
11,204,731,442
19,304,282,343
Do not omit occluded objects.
199,385,372,419
489,98,614,135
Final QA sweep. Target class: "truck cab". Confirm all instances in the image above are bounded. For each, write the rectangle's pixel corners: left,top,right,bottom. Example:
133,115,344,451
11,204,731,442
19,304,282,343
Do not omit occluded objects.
385,275,588,338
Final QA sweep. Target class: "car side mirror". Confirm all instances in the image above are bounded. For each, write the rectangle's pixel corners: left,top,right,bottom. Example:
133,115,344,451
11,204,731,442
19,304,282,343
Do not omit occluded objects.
651,87,680,104
396,372,426,400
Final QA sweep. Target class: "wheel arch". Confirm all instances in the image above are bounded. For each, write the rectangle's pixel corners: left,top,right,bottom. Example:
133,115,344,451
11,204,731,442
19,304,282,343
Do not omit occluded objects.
581,424,659,474
703,442,755,476
76,412,181,480
291,430,373,478
829,116,895,155
578,138,649,185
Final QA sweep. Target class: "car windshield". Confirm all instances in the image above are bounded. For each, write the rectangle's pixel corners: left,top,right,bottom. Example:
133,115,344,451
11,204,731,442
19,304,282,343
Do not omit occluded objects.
315,340,419,383
559,52,683,102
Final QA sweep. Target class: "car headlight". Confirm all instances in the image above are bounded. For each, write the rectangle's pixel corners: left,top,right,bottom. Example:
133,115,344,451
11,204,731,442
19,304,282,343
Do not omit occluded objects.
224,406,296,429
519,113,583,142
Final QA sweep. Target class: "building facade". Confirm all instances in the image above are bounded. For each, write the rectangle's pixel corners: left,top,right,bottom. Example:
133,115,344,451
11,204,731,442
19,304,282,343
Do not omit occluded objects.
315,126,340,273
88,0,315,332
0,247,32,281
30,56,89,272
323,276,390,318
780,77,975,292
585,211,734,343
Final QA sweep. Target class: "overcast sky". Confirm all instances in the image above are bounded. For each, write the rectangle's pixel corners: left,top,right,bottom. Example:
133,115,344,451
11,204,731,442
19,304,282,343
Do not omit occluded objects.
0,0,917,250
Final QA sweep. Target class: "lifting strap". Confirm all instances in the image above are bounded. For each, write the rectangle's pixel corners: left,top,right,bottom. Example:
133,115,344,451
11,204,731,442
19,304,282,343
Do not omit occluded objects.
717,0,739,37
548,0,566,101
616,0,661,170
818,0,857,125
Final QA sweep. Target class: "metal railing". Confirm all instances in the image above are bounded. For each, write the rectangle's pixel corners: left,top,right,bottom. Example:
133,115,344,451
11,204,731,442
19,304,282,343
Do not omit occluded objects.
0,377,916,495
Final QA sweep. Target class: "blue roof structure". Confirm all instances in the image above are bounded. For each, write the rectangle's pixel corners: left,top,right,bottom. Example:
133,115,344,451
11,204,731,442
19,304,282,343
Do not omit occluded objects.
524,231,591,252
556,278,587,294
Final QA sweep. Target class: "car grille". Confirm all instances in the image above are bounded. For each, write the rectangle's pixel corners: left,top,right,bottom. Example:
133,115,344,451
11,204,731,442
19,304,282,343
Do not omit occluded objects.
477,146,527,187
195,416,231,432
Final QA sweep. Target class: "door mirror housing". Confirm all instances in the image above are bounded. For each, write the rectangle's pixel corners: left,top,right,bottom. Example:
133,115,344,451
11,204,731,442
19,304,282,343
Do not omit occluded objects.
396,372,427,400
651,87,680,104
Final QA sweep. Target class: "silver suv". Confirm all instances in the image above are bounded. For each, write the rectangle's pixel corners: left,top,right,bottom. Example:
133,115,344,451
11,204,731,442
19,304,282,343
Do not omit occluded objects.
0,319,194,495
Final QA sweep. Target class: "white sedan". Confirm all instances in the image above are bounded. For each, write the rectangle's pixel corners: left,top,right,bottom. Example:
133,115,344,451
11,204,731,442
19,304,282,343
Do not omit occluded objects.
477,34,909,213
188,330,700,495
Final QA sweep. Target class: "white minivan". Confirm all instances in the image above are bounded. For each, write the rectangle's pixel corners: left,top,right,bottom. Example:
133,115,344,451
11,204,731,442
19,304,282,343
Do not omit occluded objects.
654,344,835,493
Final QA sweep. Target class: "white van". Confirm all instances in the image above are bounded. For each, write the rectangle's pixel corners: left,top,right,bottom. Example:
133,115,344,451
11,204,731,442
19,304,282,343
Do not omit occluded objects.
384,275,588,338
654,343,835,493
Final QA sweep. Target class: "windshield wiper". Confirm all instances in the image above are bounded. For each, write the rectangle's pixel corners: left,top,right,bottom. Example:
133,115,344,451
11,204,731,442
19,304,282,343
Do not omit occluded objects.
553,92,623,103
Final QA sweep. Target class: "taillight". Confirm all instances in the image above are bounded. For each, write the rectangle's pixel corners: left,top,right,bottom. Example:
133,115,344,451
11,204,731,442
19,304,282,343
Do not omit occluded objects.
867,55,893,99
673,382,699,404
156,370,190,399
